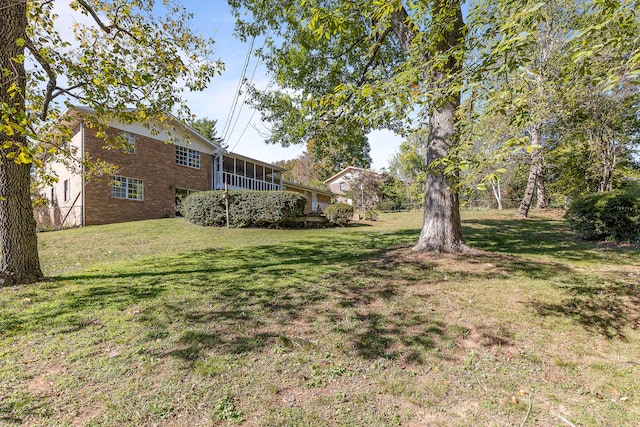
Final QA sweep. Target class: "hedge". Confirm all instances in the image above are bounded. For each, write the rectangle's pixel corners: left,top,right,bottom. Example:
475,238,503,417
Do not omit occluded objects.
182,190,306,228
565,190,640,242
325,203,354,226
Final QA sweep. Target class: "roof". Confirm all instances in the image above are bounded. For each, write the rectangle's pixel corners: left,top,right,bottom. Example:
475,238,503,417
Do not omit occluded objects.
223,151,286,172
323,166,381,184
283,180,333,197
62,105,224,153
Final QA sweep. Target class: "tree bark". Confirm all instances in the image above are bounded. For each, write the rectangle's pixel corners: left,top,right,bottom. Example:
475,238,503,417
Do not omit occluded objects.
413,103,466,252
408,1,467,253
535,153,546,209
517,124,543,218
0,2,44,285
491,179,503,210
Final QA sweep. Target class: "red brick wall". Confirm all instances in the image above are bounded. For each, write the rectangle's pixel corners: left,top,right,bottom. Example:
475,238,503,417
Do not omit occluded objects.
83,127,212,225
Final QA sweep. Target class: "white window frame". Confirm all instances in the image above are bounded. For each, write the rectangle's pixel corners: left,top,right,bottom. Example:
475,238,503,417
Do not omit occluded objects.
110,176,144,201
63,179,70,202
119,130,136,154
176,145,201,169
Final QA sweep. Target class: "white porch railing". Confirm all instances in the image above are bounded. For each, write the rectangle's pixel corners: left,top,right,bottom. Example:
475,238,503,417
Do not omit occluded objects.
220,172,282,191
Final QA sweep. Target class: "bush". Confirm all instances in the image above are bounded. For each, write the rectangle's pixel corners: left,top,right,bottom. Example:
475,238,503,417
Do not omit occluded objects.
364,210,379,221
324,203,354,226
182,190,306,228
565,190,640,242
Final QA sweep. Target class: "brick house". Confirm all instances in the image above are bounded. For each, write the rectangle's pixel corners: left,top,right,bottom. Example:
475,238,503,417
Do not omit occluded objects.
39,107,333,227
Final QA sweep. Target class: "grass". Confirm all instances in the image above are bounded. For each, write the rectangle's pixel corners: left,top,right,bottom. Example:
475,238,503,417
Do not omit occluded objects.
1,209,639,426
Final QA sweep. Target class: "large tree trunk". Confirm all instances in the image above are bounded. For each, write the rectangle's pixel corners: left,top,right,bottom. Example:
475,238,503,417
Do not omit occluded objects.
391,1,467,253
517,124,543,217
0,2,44,285
414,104,466,252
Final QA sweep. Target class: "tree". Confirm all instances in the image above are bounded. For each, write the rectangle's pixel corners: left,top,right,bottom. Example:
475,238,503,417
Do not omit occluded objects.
388,129,429,209
469,0,579,217
305,123,372,180
274,151,319,184
231,0,468,252
1,1,221,285
189,117,225,145
548,89,640,195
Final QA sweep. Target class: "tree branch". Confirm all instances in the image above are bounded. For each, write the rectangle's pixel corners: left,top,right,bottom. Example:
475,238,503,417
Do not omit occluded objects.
24,36,56,120
76,0,139,41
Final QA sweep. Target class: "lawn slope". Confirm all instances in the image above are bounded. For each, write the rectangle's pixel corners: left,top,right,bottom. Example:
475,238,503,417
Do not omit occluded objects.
1,210,638,426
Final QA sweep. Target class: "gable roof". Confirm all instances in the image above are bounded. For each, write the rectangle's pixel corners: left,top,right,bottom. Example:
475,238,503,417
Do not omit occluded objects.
62,105,224,153
323,166,381,184
283,180,333,197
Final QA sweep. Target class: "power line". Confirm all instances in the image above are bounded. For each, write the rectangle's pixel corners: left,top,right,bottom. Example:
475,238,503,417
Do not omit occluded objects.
220,36,256,143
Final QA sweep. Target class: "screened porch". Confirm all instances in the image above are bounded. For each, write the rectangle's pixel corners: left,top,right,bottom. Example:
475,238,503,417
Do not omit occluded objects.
214,154,283,191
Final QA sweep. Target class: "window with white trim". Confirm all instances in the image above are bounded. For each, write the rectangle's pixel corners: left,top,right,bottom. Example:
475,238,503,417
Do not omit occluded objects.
110,176,144,201
176,145,200,169
119,130,136,154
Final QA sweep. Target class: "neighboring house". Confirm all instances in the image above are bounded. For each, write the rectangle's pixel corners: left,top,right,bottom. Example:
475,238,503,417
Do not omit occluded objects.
38,107,332,227
323,166,381,205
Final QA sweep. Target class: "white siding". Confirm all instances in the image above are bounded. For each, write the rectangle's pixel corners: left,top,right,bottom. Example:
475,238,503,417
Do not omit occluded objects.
107,120,217,155
39,128,84,227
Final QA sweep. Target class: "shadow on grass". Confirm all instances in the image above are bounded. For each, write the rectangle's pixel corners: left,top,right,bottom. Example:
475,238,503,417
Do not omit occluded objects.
5,218,638,370
463,217,639,262
528,276,640,340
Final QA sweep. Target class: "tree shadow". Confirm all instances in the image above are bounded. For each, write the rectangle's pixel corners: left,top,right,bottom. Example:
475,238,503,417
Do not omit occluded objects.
528,276,640,340
9,217,637,370
463,217,639,263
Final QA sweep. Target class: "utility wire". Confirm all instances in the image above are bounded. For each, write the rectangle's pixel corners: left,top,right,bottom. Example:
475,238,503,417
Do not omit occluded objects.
226,50,264,150
221,36,256,143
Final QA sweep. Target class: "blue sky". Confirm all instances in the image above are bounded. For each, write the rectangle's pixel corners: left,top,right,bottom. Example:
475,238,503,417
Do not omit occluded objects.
178,0,401,169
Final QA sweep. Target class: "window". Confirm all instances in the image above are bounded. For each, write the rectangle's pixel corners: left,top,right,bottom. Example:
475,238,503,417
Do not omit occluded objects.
176,145,200,169
110,176,144,201
119,131,136,154
63,179,70,202
339,182,346,191
72,122,82,137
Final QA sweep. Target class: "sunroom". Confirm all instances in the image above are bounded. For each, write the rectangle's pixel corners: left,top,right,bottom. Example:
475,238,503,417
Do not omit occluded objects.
213,153,284,191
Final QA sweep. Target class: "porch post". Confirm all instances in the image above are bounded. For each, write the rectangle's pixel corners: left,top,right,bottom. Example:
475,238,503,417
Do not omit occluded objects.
218,154,223,189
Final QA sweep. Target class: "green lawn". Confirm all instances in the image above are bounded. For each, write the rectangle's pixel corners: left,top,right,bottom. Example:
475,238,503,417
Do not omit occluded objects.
1,210,639,426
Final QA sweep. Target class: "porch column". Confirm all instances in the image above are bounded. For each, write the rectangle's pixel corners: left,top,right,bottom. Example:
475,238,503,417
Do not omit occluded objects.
219,154,223,189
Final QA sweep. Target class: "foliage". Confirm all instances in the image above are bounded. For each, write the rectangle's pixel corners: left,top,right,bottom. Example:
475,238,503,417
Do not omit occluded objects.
548,89,640,196
18,0,222,163
388,129,428,207
565,190,640,242
189,117,224,145
182,190,306,228
324,203,353,226
1,0,221,283
230,0,469,252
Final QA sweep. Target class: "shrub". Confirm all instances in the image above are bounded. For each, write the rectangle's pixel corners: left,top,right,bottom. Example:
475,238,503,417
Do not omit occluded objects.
182,190,306,228
365,210,379,221
325,203,354,226
565,190,640,242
